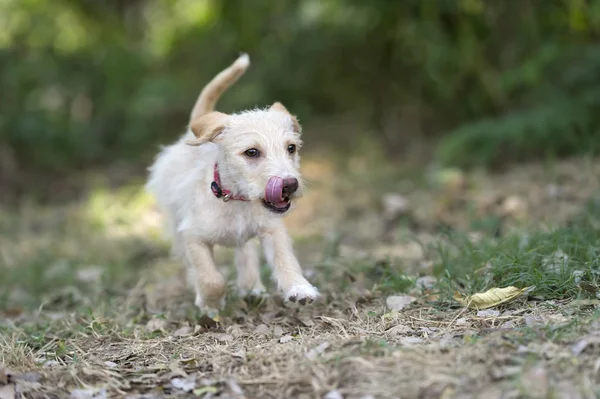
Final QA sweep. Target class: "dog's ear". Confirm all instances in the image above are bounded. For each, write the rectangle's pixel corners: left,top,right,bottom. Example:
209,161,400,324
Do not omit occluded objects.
186,111,229,146
269,102,301,133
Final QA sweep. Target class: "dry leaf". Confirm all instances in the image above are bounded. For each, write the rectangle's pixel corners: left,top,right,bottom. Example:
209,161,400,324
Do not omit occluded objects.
386,295,416,311
279,335,293,343
70,387,107,399
454,286,532,309
171,376,196,392
571,338,590,356
306,342,330,360
145,317,169,332
173,326,194,337
205,332,233,342
324,390,344,399
0,385,14,399
273,325,284,337
253,324,270,336
476,309,500,318
415,276,437,290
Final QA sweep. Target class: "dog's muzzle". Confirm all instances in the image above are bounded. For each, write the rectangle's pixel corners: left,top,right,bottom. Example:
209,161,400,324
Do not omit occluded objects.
263,176,298,213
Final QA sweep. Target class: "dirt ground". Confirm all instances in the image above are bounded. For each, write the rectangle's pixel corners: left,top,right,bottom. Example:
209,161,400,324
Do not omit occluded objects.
2,156,600,399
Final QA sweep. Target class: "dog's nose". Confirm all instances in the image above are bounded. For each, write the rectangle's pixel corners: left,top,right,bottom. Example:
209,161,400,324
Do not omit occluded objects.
282,178,299,197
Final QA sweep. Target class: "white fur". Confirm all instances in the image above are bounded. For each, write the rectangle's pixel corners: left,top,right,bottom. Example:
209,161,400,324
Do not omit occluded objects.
146,55,319,313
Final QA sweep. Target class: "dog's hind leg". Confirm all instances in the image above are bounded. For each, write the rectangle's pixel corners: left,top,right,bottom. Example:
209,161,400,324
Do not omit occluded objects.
235,239,266,297
182,234,226,315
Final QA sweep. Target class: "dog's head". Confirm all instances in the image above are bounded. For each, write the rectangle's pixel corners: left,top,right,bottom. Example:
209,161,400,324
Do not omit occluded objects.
188,103,304,215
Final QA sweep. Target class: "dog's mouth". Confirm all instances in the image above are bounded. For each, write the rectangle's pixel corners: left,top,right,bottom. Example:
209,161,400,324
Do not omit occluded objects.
262,197,291,213
263,176,296,214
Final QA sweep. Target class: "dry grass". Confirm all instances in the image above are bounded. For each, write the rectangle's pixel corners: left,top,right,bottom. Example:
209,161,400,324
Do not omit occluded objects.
2,156,600,398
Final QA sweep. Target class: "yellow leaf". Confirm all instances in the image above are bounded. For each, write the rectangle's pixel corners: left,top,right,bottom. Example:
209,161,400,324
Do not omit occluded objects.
454,286,533,309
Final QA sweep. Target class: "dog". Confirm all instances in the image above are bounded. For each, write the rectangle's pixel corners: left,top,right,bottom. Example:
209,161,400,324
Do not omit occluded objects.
146,54,319,314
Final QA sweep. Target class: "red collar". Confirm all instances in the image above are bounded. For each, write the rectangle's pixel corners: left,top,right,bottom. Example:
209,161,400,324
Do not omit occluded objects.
211,163,249,202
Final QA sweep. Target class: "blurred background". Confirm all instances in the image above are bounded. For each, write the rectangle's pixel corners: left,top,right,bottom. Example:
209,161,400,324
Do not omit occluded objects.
2,0,600,205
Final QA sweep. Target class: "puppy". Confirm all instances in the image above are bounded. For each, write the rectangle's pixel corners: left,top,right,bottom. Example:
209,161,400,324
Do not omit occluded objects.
146,54,319,314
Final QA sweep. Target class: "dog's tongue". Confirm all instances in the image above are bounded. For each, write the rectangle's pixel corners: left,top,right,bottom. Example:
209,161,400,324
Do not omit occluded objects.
265,177,286,207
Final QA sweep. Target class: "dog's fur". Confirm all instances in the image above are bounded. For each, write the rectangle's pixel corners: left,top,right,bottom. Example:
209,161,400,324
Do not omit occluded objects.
146,54,319,313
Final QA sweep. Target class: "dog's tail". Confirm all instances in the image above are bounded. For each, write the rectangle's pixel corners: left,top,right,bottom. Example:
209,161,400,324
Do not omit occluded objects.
189,53,250,122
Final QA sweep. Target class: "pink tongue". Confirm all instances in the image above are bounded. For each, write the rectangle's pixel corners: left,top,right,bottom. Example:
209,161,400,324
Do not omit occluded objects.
265,177,285,205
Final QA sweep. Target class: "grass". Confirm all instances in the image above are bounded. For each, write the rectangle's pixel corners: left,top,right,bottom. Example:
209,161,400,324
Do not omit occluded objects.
2,157,600,398
434,198,600,301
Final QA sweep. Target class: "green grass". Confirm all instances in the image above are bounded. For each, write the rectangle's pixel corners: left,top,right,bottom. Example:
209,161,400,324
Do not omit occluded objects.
435,198,600,300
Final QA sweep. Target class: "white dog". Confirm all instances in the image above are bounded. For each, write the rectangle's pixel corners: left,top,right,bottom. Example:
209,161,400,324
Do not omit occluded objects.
146,54,319,314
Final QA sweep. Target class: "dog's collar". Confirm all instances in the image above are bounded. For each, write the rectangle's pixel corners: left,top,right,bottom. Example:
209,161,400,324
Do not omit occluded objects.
211,163,249,202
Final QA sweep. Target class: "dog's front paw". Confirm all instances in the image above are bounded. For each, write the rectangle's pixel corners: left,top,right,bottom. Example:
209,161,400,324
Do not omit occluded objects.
284,284,319,305
195,294,225,317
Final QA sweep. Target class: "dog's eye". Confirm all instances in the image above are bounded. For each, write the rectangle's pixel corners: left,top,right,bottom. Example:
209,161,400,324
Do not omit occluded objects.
244,148,260,158
287,144,296,154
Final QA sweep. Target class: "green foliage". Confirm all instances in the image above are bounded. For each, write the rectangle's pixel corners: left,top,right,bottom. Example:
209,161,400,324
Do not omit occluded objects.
437,45,600,168
2,0,600,188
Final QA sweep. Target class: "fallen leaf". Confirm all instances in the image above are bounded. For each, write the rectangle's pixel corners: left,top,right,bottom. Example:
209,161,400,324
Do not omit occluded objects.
323,390,344,399
524,313,568,328
42,360,60,368
386,324,414,335
226,379,244,395
500,320,517,329
17,372,41,383
2,307,22,318
171,376,196,392
168,360,187,379
501,196,528,219
454,286,532,309
306,342,330,361
386,295,416,311
173,326,193,336
0,368,6,385
145,317,169,332
571,339,590,356
0,385,15,399
399,336,424,345
415,276,437,290
382,193,410,219
273,325,284,337
476,309,500,318
205,332,233,342
291,317,315,327
231,349,246,361
70,387,107,399
279,335,293,343
253,324,270,336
